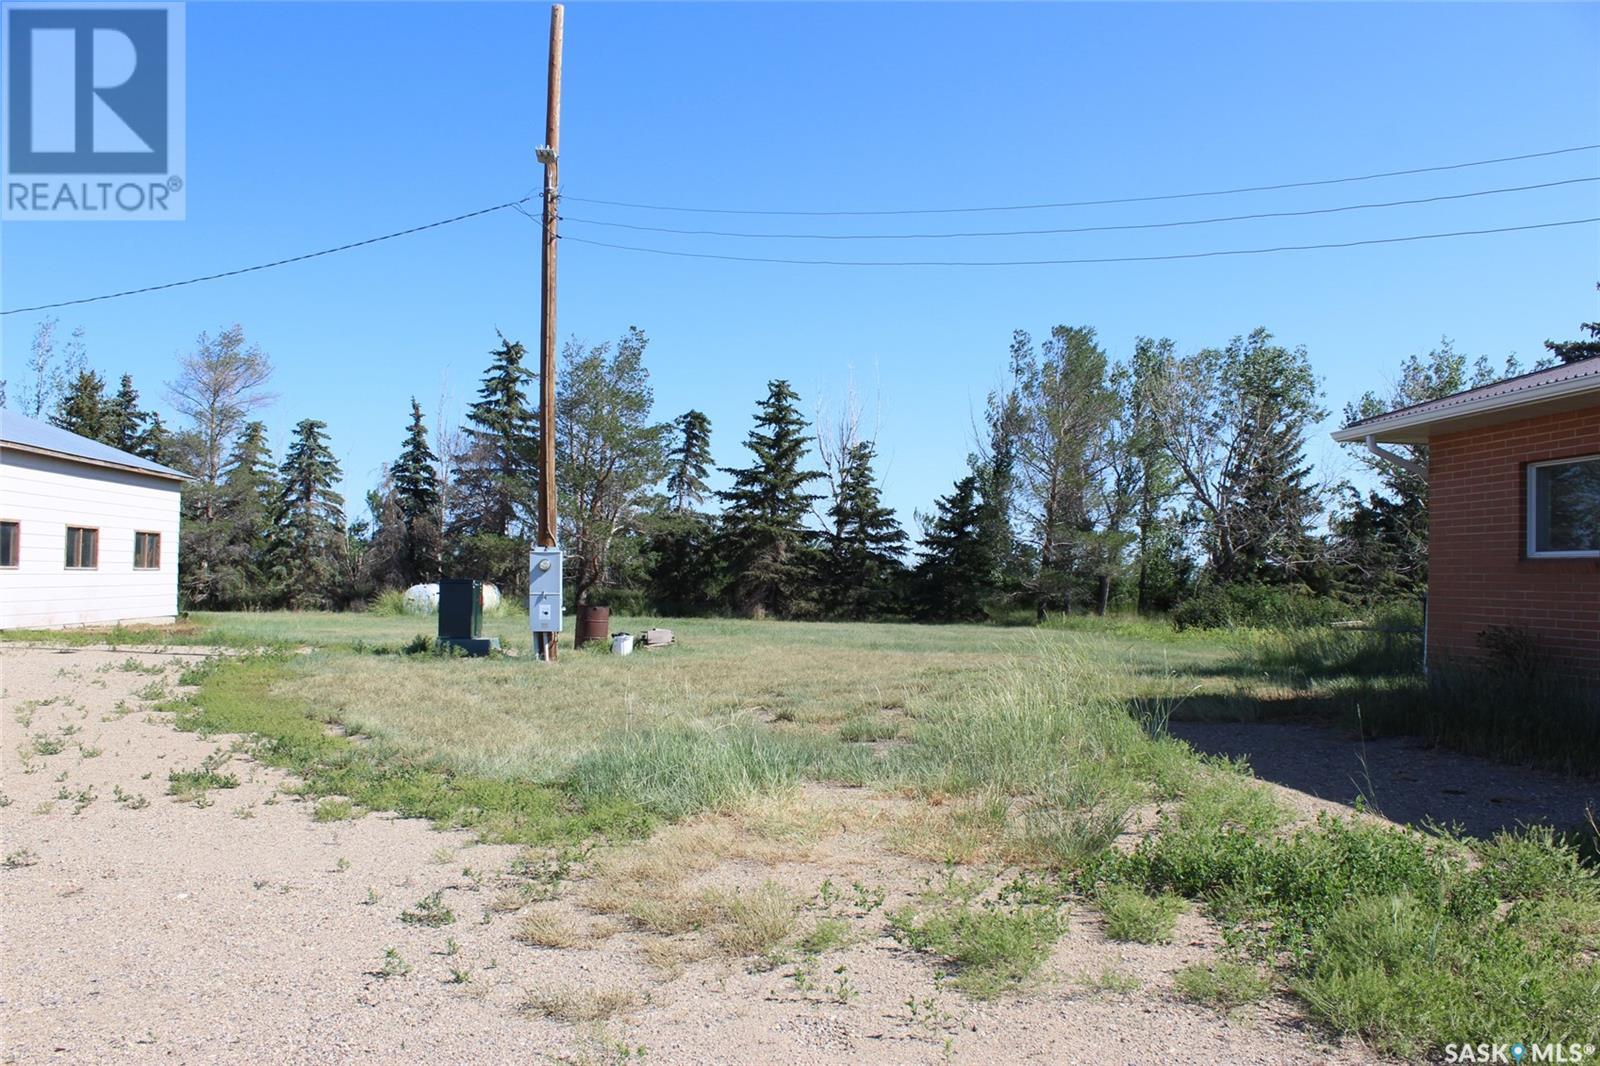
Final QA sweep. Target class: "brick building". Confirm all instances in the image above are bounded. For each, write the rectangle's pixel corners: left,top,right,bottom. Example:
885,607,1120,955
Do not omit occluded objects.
1333,360,1599,681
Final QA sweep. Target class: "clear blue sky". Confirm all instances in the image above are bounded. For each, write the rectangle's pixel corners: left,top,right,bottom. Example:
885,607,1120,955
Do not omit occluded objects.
3,1,1598,530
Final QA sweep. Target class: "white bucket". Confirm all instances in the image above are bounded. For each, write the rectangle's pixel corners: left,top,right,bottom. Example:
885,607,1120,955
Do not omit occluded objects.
610,633,634,656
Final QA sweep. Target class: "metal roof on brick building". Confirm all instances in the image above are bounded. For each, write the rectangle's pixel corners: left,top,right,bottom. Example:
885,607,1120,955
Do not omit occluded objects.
1332,359,1600,445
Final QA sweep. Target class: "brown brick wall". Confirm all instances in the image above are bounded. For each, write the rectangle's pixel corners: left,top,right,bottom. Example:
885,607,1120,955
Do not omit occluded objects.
1427,406,1600,679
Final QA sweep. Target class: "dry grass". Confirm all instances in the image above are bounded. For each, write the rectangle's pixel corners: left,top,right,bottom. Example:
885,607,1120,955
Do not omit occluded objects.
709,880,801,956
583,791,864,922
513,907,582,949
520,986,640,1023
576,797,838,966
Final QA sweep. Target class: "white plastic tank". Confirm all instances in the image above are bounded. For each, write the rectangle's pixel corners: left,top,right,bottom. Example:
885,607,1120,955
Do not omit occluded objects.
610,633,634,656
402,583,440,614
481,583,502,612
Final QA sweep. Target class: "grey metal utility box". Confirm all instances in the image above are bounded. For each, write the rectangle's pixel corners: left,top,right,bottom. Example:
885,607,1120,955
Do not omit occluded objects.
529,547,563,633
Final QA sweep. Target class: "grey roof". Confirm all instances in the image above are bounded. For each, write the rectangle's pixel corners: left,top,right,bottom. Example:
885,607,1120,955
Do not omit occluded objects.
0,409,189,481
1331,358,1600,444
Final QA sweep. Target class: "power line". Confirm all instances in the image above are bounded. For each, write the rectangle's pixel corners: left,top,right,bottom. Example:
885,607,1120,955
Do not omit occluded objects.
562,176,1600,241
557,216,1600,267
0,198,531,316
562,143,1600,217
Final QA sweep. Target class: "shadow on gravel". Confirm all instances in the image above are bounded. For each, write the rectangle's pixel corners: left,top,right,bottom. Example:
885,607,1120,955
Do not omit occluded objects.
1166,718,1600,839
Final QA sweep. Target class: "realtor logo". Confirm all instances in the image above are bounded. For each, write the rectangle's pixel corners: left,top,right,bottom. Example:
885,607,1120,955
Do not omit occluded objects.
3,2,185,220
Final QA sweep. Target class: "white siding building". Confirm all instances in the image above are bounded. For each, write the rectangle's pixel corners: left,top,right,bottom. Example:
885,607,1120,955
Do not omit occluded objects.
1,411,187,629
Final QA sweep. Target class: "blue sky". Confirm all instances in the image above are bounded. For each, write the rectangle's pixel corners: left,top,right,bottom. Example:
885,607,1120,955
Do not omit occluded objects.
3,1,1598,531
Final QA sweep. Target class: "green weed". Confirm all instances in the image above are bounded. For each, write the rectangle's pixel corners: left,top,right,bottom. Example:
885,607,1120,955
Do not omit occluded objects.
1173,961,1270,1009
888,901,1065,999
1097,884,1185,944
312,797,358,822
400,891,456,928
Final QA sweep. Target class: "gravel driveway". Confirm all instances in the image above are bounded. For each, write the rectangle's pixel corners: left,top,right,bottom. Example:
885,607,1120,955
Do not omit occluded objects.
1,644,1387,1065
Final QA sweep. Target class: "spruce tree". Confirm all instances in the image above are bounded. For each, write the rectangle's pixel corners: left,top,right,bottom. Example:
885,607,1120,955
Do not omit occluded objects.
716,380,822,617
913,475,995,621
824,442,906,618
975,376,1025,601
213,422,279,607
103,374,153,454
140,413,174,464
649,409,718,612
460,334,538,536
646,510,720,615
666,410,714,512
392,398,442,583
51,370,109,441
449,334,537,590
271,419,345,609
1544,287,1600,364
1330,341,1503,599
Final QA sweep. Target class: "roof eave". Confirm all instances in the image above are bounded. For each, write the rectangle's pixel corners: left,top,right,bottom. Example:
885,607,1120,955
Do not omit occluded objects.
1330,374,1600,446
1,440,191,482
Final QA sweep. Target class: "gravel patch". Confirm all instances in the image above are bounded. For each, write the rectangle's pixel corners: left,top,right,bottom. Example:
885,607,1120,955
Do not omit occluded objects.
1170,720,1599,837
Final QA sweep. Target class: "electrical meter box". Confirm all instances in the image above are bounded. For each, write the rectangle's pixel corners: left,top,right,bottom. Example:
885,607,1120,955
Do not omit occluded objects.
529,547,564,633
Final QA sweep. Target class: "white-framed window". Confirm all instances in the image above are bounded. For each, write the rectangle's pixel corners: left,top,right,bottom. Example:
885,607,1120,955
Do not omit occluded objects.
1527,453,1600,558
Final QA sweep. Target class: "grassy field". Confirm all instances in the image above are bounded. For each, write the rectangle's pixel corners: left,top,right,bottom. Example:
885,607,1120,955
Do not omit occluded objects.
11,609,1598,1055
187,612,1236,782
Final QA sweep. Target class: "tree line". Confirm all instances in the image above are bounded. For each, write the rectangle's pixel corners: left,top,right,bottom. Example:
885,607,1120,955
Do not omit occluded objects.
7,305,1594,623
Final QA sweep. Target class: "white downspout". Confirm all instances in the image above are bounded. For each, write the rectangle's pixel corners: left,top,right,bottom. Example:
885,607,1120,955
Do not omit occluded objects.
1361,434,1429,674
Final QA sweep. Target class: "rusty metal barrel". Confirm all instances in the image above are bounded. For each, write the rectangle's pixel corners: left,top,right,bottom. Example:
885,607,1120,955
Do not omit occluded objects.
575,604,610,648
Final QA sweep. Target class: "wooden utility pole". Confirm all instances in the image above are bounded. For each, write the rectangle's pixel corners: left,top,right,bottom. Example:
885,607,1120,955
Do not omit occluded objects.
537,3,563,549
535,4,563,661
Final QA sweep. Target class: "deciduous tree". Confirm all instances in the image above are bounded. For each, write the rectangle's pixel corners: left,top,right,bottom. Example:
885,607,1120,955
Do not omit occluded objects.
556,327,671,606
1151,328,1325,584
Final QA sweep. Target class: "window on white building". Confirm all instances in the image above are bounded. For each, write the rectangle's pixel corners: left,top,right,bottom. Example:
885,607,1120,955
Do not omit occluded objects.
65,526,98,569
134,531,161,570
0,521,17,567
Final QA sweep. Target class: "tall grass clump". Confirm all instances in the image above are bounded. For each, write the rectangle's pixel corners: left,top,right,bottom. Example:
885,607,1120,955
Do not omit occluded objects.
368,588,409,616
566,724,872,820
1170,582,1347,631
1243,625,1422,686
889,650,1193,799
1417,659,1600,773
883,647,1220,867
1230,618,1599,771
